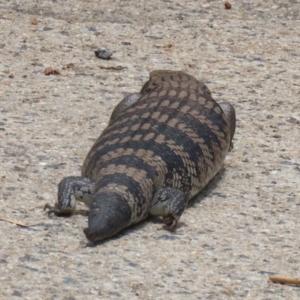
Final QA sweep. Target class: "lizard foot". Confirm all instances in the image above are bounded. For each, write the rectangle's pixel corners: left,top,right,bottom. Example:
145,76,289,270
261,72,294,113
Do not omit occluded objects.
150,188,187,231
163,211,179,231
44,203,73,216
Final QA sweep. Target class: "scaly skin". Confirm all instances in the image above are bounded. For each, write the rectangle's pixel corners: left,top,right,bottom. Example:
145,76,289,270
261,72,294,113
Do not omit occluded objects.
45,70,236,243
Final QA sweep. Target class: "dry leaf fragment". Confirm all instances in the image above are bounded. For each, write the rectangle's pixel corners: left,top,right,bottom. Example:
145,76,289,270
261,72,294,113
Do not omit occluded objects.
44,67,61,75
154,43,173,49
66,63,75,69
163,43,173,48
225,2,232,9
31,18,38,25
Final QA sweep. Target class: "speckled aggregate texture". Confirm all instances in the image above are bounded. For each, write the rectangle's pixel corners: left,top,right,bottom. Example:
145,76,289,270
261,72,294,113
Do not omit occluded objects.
1,1,300,299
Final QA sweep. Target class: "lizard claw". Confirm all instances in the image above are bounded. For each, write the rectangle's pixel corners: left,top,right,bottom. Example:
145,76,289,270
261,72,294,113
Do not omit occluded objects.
163,211,179,231
44,203,73,216
44,203,57,216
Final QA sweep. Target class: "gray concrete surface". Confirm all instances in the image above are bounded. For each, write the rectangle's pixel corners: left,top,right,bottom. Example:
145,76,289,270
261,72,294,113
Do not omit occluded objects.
1,0,300,299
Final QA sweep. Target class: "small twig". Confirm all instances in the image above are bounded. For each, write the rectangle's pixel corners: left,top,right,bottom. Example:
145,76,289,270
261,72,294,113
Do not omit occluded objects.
0,217,30,228
99,65,125,71
269,275,300,286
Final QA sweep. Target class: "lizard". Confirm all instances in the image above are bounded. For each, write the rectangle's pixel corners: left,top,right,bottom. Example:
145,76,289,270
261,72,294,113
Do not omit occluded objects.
44,70,236,243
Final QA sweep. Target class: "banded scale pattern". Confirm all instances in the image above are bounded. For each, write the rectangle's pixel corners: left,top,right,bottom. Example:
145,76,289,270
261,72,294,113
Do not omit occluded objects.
44,70,236,243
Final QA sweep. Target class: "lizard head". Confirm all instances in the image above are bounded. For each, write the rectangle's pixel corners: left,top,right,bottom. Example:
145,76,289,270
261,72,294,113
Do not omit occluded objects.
83,191,132,243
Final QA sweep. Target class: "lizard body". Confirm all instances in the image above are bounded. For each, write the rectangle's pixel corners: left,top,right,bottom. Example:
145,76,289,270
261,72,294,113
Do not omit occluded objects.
45,70,236,243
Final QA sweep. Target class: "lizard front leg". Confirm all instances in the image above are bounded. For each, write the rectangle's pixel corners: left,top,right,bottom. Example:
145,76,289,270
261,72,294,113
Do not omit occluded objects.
44,176,95,216
109,93,141,124
149,188,189,230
